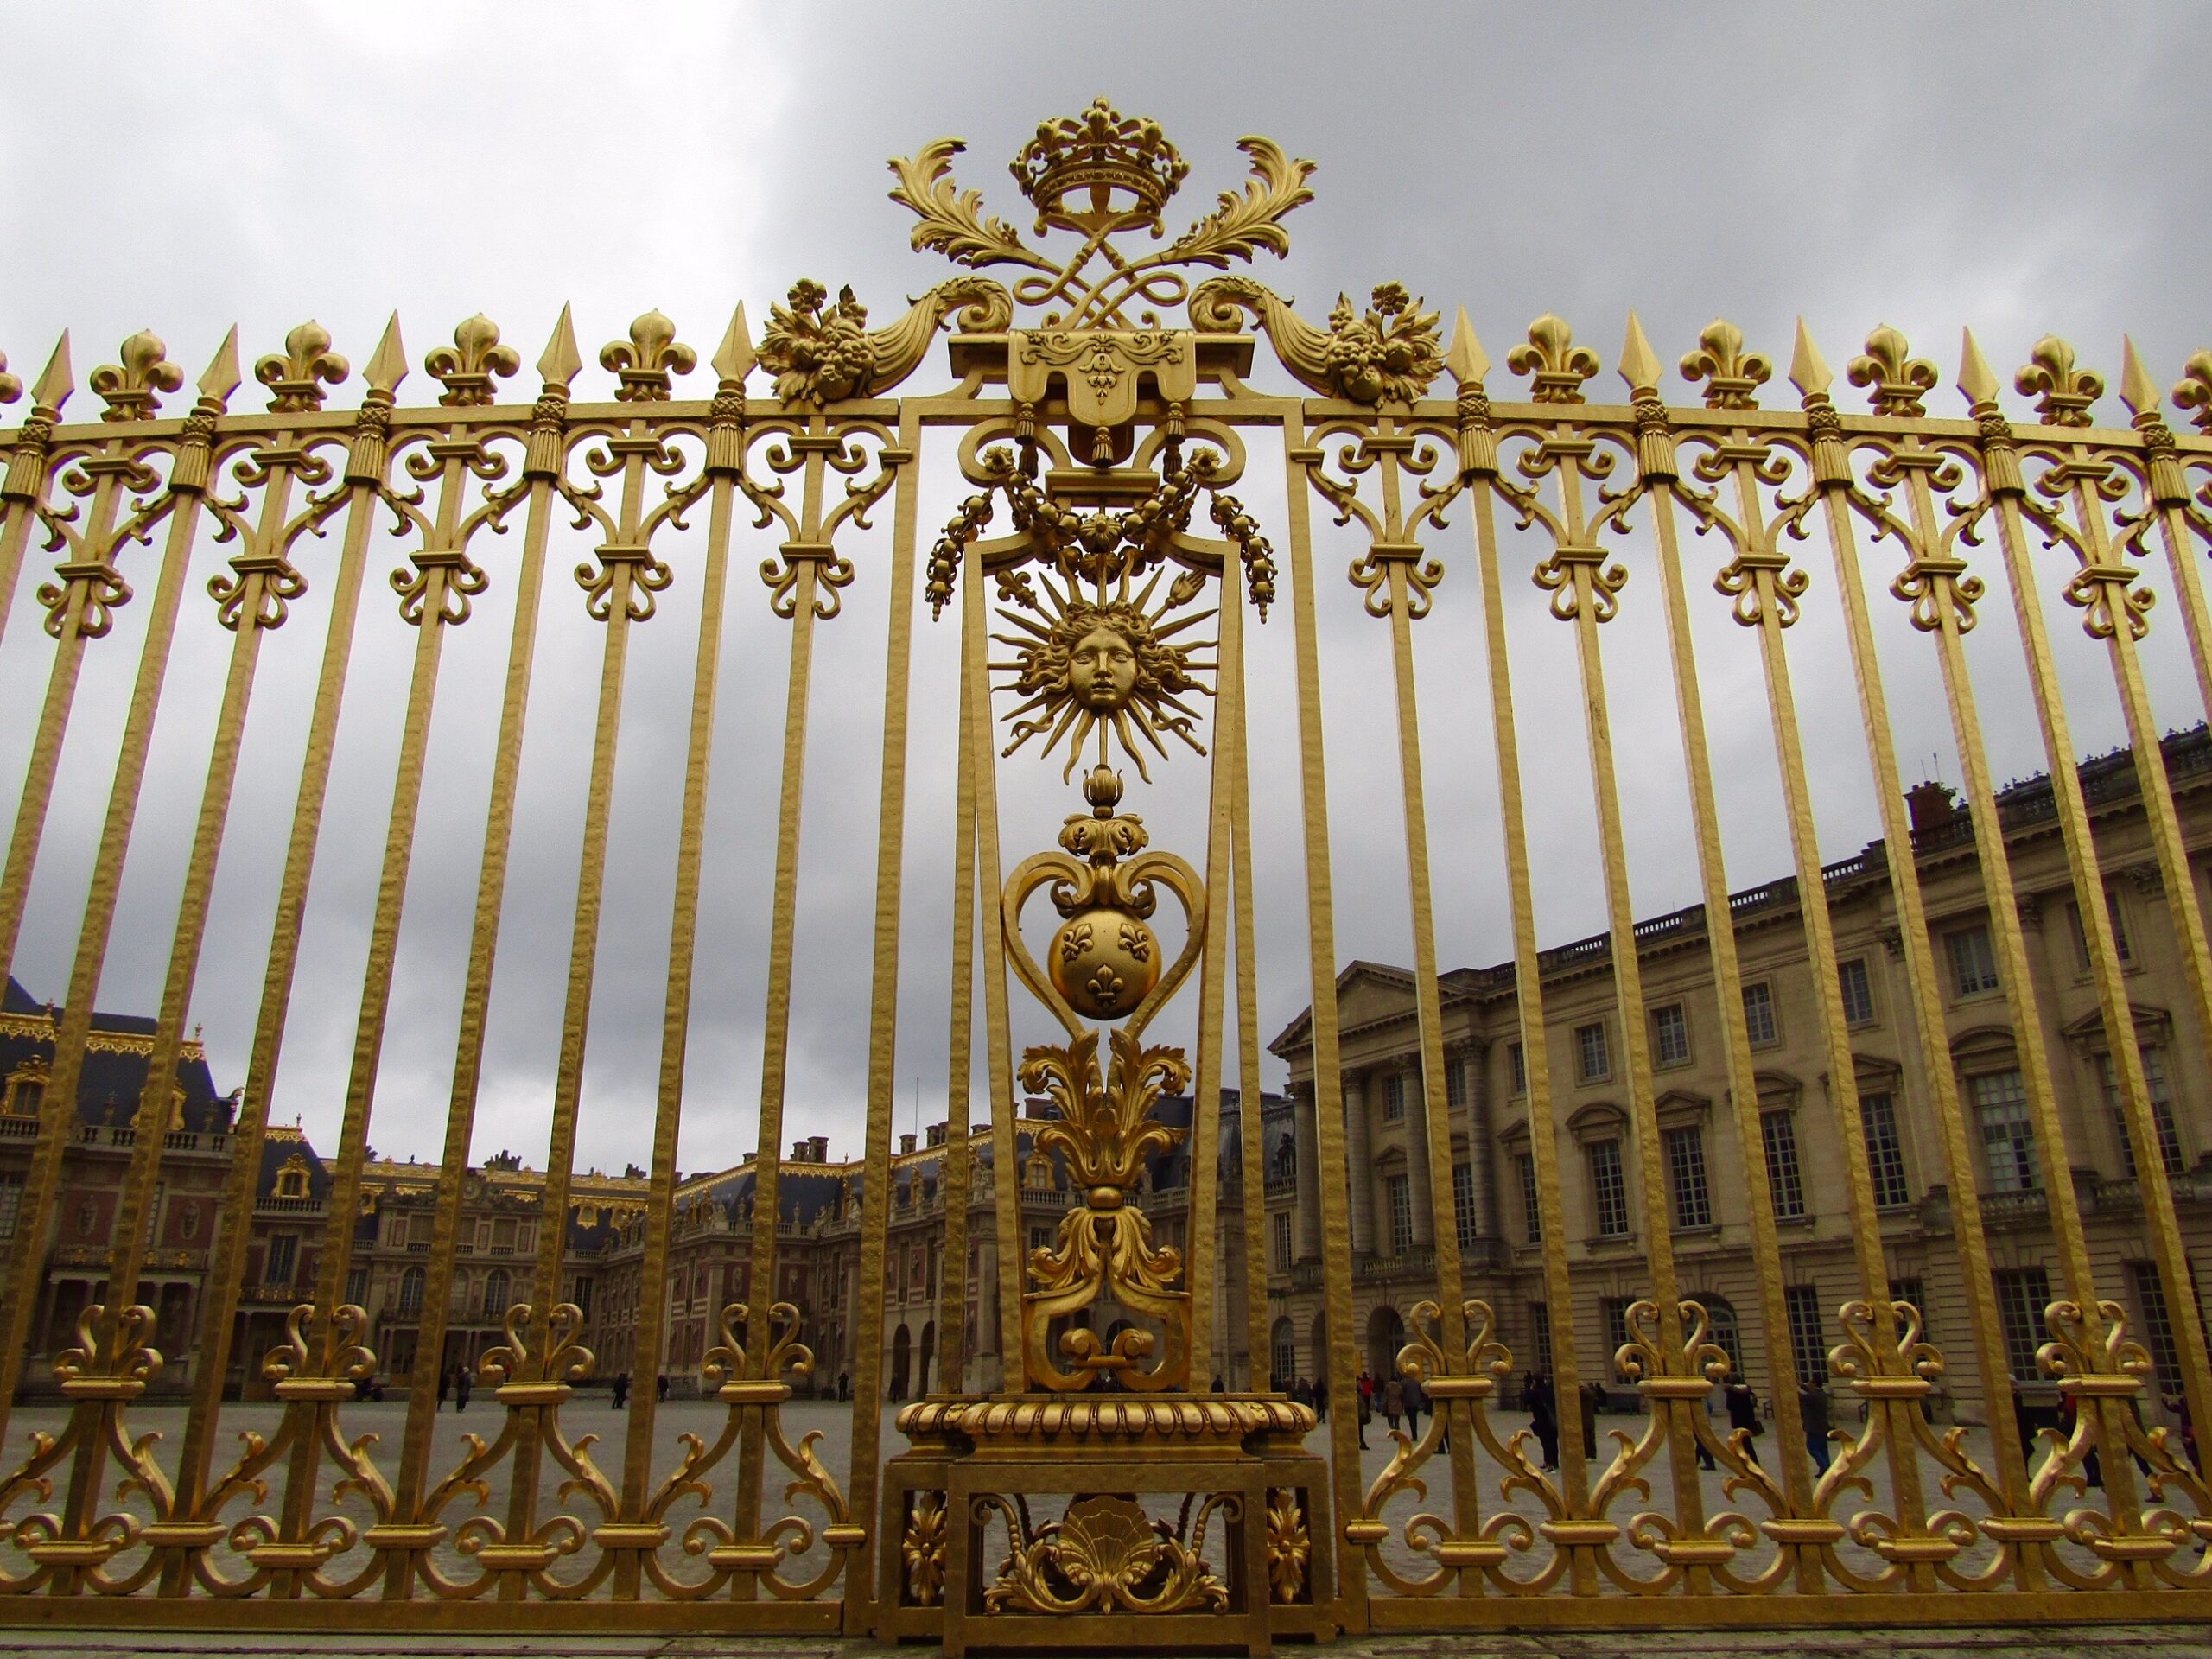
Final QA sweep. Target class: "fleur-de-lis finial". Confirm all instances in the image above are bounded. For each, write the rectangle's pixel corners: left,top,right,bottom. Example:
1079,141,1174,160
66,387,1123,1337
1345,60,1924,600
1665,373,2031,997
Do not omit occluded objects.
1506,314,1599,404
1679,318,1772,410
0,350,20,407
2014,334,2103,428
89,329,184,422
253,320,350,413
1847,324,1937,416
601,309,696,403
2170,348,2212,435
426,314,522,408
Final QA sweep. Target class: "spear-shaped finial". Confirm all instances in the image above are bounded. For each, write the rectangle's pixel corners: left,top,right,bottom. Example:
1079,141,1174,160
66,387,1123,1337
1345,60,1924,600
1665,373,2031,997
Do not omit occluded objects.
1618,310,1662,394
30,332,73,416
1445,306,1489,387
1789,317,1833,400
537,302,583,391
712,302,756,389
363,313,408,400
1956,327,2001,409
2117,336,2164,422
197,326,243,408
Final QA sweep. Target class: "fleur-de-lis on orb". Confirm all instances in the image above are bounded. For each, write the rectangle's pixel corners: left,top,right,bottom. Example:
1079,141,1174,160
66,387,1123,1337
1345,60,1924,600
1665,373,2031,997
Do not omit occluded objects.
1507,314,1599,404
1679,318,1771,410
601,308,696,403
90,329,184,422
2014,334,2105,429
254,319,350,413
425,313,522,408
1847,323,1937,417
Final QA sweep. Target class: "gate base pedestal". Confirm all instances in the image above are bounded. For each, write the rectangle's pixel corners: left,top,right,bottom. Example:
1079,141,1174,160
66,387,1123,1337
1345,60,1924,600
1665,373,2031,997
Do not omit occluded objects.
880,1393,1332,1656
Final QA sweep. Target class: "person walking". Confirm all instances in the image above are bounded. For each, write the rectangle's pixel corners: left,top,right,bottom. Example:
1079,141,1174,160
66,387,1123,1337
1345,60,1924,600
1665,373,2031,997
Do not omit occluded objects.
1725,1377,1760,1466
453,1363,472,1414
1357,1376,1372,1449
1580,1380,1599,1460
1799,1380,1834,1477
1313,1376,1329,1423
838,1370,850,1402
1382,1376,1405,1439
436,1366,451,1413
1401,1370,1426,1444
1529,1370,1560,1472
657,1372,670,1404
1696,1378,1717,1470
1290,1376,1313,1411
611,1371,629,1410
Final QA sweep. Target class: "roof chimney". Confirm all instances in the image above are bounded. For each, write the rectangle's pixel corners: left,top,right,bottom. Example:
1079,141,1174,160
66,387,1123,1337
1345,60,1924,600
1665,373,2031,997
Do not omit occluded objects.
1905,779,1960,838
899,1133,917,1154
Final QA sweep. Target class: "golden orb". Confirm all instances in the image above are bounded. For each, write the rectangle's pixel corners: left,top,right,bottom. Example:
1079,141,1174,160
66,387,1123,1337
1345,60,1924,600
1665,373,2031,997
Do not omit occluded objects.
1049,906,1160,1020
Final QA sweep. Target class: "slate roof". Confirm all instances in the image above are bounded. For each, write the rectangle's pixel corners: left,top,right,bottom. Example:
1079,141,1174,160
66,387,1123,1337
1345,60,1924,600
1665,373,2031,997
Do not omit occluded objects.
1,976,234,1134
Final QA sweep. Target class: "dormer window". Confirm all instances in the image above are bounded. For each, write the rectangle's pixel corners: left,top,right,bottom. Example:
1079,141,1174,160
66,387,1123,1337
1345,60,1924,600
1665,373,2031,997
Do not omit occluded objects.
275,1154,310,1199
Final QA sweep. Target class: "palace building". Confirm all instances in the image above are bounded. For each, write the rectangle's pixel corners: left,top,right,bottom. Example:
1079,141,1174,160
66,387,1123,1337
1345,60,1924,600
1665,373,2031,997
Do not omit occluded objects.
1262,724,2212,1426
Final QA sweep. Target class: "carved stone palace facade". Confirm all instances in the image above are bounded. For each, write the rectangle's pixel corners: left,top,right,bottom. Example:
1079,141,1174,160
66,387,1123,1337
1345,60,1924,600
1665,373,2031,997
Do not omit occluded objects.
1265,726,2212,1426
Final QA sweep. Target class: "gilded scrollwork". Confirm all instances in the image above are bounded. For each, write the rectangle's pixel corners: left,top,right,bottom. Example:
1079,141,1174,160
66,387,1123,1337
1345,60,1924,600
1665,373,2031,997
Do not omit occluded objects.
978,1491,1232,1615
756,276,1013,407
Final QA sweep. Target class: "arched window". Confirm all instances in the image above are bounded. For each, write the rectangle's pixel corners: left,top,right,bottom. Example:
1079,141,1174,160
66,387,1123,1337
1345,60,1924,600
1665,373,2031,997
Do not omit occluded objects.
482,1269,509,1319
275,1154,309,1199
1274,1140,1296,1182
398,1267,424,1315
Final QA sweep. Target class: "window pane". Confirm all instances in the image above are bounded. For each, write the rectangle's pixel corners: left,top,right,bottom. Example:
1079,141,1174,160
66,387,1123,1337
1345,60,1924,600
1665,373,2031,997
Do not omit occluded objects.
1950,925,1999,995
1517,1152,1541,1242
1510,1042,1527,1096
1652,1004,1690,1067
0,1174,20,1240
1529,1302,1554,1373
1576,1023,1609,1083
1446,1059,1468,1115
2128,1261,2181,1387
1590,1141,1630,1237
1994,1267,2052,1377
1742,982,1778,1046
1861,1092,1912,1208
1665,1125,1711,1228
1839,958,1874,1026
1762,1111,1807,1218
1387,1172,1413,1255
1383,1073,1406,1121
1452,1160,1478,1250
1785,1283,1827,1385
1973,1070,2040,1192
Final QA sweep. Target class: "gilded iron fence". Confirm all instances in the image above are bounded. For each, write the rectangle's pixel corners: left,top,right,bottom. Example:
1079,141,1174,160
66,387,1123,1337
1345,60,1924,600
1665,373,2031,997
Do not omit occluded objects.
0,99,2206,1645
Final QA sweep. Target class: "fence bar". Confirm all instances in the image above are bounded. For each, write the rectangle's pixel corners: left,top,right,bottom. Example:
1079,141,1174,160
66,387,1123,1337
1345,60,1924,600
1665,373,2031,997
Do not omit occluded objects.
1280,402,1369,1633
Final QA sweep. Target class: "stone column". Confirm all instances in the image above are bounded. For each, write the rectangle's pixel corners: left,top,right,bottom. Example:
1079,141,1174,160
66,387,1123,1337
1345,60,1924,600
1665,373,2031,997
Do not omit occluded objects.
1405,1063,1434,1249
1343,1068,1373,1256
1292,1080,1324,1262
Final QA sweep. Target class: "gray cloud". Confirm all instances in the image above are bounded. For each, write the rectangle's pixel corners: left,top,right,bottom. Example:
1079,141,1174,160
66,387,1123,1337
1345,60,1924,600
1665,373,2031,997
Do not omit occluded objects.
1,1,2205,1182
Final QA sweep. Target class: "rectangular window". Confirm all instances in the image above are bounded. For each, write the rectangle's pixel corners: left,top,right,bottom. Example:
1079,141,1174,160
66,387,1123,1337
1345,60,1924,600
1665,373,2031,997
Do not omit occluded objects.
1949,924,1999,996
1651,1003,1691,1068
1995,1266,2053,1378
1273,1211,1293,1270
1839,958,1875,1027
264,1234,296,1287
1446,1058,1469,1116
1603,1296,1634,1382
1382,1072,1407,1122
1888,1277,1927,1335
1516,1152,1541,1243
1762,1110,1807,1218
1509,1041,1527,1097
144,1182,163,1249
1742,982,1779,1047
1529,1301,1554,1373
1575,1022,1610,1084
345,1264,369,1307
2099,1049,2185,1177
1386,1172,1414,1256
1029,1225,1051,1252
2128,1261,2181,1388
1860,1092,1912,1208
2068,887,2133,969
1452,1161,1478,1251
1664,1125,1712,1229
1785,1283,1827,1385
0,1174,20,1239
1589,1140,1630,1237
1974,1070,2041,1192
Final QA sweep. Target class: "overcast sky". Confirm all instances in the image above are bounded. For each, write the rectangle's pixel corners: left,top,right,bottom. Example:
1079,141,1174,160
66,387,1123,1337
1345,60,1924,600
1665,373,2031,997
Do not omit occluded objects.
1,3,2206,1184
